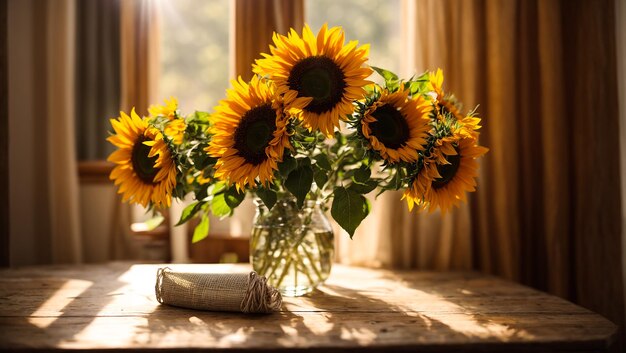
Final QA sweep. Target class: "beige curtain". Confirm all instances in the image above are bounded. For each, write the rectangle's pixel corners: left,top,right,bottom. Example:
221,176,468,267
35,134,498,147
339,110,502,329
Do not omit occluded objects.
336,190,472,269
7,0,82,265
41,0,81,264
231,0,304,80
46,0,83,264
395,0,624,345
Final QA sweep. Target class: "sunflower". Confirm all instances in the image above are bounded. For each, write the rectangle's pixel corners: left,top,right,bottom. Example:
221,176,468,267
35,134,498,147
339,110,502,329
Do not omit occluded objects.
107,109,177,208
149,96,178,119
430,69,483,138
164,119,186,145
253,24,372,136
428,68,463,121
206,76,292,190
149,97,186,144
360,86,431,163
458,115,483,139
403,133,488,213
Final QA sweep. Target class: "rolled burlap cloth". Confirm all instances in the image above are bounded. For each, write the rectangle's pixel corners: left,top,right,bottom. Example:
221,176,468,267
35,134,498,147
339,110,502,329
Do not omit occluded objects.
155,267,282,313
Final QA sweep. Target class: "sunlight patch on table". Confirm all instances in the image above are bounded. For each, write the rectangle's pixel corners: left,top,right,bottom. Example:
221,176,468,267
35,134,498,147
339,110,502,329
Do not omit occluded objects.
391,286,536,340
28,279,93,329
340,326,377,344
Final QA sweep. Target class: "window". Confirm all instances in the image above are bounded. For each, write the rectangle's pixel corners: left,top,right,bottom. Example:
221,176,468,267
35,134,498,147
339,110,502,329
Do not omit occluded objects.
159,0,230,113
306,0,402,78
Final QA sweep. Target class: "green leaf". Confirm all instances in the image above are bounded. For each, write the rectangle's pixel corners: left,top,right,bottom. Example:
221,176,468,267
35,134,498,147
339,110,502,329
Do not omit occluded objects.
297,157,312,168
193,154,217,170
173,183,186,199
211,193,232,217
415,71,430,82
314,167,329,189
143,214,165,230
406,80,426,95
371,66,400,90
284,163,314,208
348,180,378,195
192,214,210,243
314,154,332,171
343,169,356,179
193,111,211,123
224,188,245,209
331,187,370,238
393,169,405,190
353,165,371,183
202,167,212,179
278,154,298,178
209,181,227,195
195,184,209,201
176,201,204,226
255,187,277,209
371,66,398,82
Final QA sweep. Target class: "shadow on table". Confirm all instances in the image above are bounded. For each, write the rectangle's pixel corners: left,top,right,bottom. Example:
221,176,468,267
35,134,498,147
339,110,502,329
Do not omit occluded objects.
138,280,512,350
369,269,616,351
0,263,133,348
5,264,610,351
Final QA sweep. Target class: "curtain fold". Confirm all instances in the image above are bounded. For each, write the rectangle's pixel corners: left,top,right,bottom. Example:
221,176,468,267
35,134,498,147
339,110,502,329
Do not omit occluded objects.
231,0,304,80
8,0,82,264
560,0,623,338
75,0,121,161
120,0,160,113
397,0,624,344
46,0,82,264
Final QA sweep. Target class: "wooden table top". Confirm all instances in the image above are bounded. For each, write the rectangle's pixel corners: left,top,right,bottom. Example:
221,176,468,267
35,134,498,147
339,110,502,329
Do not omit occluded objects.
0,263,617,352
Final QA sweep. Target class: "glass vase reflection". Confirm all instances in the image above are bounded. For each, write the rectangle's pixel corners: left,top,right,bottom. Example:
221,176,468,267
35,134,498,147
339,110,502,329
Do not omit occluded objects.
250,195,334,297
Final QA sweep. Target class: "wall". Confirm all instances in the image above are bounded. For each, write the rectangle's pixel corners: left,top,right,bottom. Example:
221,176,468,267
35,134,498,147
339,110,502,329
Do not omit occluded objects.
79,184,118,262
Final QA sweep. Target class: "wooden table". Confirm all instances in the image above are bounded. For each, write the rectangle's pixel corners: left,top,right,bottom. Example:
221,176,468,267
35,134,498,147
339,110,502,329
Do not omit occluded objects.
0,263,617,352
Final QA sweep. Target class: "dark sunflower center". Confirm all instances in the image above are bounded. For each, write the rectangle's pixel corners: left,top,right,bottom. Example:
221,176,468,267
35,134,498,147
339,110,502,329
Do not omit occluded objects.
369,104,410,149
132,136,159,184
233,104,277,165
287,56,346,114
432,147,461,189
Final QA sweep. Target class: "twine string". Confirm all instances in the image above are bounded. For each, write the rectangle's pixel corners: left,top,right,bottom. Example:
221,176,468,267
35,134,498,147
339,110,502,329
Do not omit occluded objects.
155,267,170,304
241,271,283,313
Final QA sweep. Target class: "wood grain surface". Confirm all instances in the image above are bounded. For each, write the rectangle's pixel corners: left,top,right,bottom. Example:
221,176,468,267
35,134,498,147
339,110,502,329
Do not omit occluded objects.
0,263,617,352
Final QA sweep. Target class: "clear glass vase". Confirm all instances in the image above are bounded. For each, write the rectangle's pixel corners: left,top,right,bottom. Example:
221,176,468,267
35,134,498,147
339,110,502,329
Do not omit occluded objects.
250,195,334,297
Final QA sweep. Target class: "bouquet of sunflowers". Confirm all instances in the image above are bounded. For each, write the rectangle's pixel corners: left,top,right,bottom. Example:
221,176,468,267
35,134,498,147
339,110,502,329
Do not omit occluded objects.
108,24,487,247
